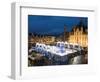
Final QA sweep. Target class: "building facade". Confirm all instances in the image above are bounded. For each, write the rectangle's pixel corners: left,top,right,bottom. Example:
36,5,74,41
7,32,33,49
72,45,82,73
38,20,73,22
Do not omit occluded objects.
68,21,88,47
28,33,55,46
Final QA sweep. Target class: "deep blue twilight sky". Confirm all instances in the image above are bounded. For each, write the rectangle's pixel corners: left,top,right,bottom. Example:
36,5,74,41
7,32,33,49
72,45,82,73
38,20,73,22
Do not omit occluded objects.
28,15,88,35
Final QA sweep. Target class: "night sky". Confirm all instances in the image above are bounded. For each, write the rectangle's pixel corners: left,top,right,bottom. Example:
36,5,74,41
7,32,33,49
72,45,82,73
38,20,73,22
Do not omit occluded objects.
28,15,88,35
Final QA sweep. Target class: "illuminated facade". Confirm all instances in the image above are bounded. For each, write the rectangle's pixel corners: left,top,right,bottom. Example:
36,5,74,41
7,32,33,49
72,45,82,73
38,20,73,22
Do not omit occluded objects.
29,21,88,48
68,21,88,47
28,34,55,45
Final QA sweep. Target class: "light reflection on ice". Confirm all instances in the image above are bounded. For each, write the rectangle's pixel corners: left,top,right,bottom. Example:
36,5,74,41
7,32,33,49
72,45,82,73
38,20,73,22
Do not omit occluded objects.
30,42,78,56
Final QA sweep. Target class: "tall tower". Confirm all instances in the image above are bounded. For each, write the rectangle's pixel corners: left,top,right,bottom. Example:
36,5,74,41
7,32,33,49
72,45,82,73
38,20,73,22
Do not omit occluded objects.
63,24,67,42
